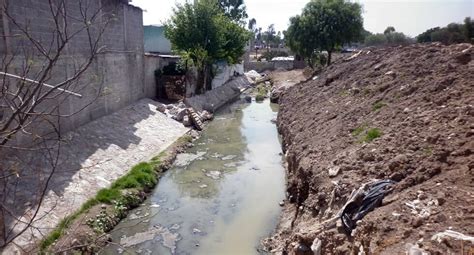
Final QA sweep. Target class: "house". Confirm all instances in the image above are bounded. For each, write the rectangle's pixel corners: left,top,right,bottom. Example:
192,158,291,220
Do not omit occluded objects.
144,25,173,54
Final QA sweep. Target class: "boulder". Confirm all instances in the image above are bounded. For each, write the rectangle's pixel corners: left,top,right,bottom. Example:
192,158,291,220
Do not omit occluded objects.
176,108,188,121
156,103,166,113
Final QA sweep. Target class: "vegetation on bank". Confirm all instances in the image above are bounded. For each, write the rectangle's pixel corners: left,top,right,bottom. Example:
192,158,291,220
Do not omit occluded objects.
417,17,473,44
40,135,193,252
165,0,250,94
285,0,363,67
352,124,382,143
364,27,413,47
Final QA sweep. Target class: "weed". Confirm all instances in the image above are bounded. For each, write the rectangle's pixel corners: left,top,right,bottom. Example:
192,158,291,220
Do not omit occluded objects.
255,94,265,102
372,101,387,111
363,88,372,95
363,128,382,142
351,124,367,137
423,147,433,156
96,188,121,203
40,134,189,252
339,89,350,97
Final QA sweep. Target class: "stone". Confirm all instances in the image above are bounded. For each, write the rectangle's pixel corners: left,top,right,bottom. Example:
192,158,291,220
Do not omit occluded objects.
201,110,214,121
176,108,188,121
311,238,322,255
156,104,166,113
245,95,252,103
183,116,192,127
279,201,284,206
328,166,341,177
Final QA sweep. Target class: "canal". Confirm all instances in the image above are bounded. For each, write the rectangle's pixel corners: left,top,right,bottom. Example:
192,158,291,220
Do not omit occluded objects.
103,97,286,255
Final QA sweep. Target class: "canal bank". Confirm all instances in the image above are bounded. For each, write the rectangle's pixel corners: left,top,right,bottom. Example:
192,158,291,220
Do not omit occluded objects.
102,97,286,254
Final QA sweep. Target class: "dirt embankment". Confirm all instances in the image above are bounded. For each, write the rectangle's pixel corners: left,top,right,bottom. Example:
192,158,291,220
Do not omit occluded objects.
266,43,474,254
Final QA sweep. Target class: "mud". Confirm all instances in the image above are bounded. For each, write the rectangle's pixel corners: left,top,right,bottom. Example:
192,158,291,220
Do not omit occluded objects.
267,43,474,254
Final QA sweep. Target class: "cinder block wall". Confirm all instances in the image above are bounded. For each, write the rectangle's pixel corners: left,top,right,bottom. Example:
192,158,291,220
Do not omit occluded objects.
0,0,147,142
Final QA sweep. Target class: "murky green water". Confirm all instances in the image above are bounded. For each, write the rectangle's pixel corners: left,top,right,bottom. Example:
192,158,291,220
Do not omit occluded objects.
102,98,286,255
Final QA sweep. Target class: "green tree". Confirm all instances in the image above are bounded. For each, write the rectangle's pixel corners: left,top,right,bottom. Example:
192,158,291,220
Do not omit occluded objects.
463,17,474,43
416,17,473,44
218,0,248,23
165,0,250,93
285,0,363,66
384,26,395,35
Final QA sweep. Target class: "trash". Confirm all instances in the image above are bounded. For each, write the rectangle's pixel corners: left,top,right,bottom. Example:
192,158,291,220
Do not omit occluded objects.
311,238,322,255
344,51,362,61
431,230,474,244
244,70,262,81
188,108,204,130
340,179,396,233
405,243,429,255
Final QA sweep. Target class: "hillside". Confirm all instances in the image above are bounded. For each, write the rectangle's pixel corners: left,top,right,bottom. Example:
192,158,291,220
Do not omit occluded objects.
266,43,474,254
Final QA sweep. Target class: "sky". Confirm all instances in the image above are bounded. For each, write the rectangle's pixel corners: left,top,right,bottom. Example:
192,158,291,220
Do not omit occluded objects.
130,0,473,37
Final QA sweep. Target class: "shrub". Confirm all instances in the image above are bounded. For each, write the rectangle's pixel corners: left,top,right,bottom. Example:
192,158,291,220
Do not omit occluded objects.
255,94,265,102
259,50,288,61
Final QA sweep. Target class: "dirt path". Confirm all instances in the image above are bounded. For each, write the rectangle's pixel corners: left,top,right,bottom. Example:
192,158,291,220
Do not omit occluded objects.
265,43,474,254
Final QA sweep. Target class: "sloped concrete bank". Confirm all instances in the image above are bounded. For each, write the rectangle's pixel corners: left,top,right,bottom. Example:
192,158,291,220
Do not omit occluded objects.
37,77,252,253
2,99,190,254
184,76,251,112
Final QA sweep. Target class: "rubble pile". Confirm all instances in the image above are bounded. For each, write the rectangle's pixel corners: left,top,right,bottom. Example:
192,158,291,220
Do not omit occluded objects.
156,102,213,130
267,43,474,254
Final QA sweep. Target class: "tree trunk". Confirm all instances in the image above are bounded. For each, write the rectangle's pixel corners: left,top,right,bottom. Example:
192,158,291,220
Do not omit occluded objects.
204,64,212,91
197,68,205,95
327,51,332,66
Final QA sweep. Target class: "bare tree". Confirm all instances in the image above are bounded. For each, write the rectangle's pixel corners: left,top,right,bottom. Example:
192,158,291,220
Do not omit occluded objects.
0,0,114,249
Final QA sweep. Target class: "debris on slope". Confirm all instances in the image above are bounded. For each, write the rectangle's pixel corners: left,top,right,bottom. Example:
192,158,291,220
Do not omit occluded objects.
266,43,474,254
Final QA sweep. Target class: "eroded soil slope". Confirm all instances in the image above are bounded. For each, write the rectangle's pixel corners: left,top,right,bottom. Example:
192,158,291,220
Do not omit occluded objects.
267,43,474,254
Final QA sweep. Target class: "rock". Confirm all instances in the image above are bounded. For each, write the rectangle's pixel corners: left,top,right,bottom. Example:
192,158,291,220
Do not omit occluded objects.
245,95,252,103
328,166,341,177
166,104,174,110
385,71,396,77
271,118,277,124
201,110,214,121
176,108,188,121
189,130,200,138
183,116,192,127
411,217,423,228
311,238,322,255
156,103,166,113
279,201,285,206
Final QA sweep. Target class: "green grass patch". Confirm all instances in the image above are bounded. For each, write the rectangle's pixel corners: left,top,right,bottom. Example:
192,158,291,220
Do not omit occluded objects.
363,128,382,142
372,101,387,111
40,155,166,251
352,124,382,143
255,94,265,102
423,147,433,156
40,207,88,250
351,124,367,137
339,89,350,97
